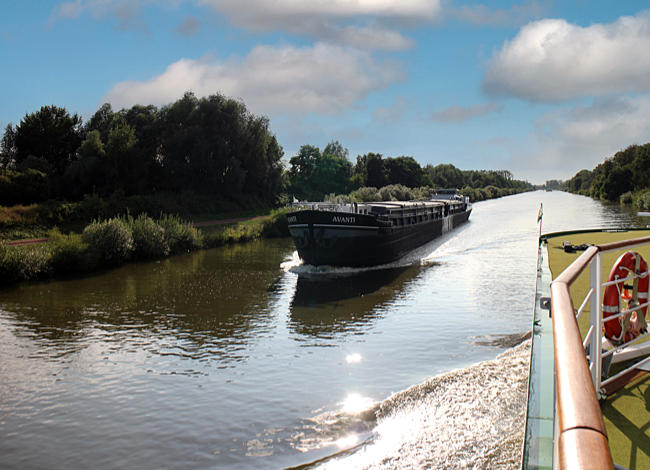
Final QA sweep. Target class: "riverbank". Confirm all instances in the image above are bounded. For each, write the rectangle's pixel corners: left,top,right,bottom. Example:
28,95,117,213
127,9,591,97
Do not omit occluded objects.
0,209,289,287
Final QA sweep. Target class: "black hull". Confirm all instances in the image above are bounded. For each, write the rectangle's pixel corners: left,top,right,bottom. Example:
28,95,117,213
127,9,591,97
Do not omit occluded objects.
288,208,471,267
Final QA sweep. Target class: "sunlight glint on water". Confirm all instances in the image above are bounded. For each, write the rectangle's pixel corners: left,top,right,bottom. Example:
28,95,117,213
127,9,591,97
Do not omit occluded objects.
0,192,644,469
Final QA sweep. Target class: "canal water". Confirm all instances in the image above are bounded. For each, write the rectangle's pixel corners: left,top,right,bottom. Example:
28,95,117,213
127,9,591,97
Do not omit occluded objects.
0,191,644,469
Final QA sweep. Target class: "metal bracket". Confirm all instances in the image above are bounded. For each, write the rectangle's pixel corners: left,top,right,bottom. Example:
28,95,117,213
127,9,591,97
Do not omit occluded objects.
540,296,551,317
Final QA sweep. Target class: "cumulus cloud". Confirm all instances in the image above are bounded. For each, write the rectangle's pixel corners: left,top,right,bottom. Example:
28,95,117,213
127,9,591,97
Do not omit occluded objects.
430,103,502,122
199,0,440,50
484,12,650,101
103,43,405,114
508,95,650,181
52,0,438,49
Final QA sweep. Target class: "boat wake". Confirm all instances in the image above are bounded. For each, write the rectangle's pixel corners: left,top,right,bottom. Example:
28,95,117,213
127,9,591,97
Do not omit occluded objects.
289,340,531,469
281,251,426,277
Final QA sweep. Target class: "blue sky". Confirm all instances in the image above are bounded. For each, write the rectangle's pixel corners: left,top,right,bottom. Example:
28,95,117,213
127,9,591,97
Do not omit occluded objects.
2,1,650,184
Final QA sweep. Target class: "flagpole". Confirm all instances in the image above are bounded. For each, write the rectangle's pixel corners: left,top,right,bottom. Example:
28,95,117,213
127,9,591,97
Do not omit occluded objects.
537,202,543,242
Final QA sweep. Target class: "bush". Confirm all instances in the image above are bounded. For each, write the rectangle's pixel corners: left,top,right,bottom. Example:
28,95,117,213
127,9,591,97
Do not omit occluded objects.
351,187,381,202
0,243,51,284
0,169,49,205
261,208,290,238
82,217,134,265
158,214,203,254
129,214,169,259
48,229,93,273
635,191,650,211
620,191,634,205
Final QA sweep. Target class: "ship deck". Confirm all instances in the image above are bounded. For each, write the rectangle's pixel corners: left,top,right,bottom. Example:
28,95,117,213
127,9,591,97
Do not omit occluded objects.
545,229,650,469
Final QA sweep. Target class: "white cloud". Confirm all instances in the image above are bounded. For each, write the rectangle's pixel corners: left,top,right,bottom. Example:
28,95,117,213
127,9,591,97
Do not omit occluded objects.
103,43,405,114
200,0,440,22
199,0,439,50
430,103,502,122
508,95,650,182
52,0,437,49
484,12,650,101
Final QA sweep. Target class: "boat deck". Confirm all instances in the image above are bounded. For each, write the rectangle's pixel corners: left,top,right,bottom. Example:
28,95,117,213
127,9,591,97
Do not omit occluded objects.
545,229,650,469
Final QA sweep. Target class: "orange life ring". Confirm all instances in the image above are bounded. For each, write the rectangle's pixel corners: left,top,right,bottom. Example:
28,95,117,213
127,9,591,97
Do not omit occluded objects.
602,251,649,344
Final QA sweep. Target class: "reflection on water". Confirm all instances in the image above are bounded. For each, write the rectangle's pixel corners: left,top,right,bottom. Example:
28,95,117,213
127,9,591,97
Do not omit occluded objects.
1,191,646,470
1,242,291,366
289,267,421,338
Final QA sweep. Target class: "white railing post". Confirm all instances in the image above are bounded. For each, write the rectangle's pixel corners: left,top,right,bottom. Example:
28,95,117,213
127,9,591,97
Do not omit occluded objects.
589,252,603,392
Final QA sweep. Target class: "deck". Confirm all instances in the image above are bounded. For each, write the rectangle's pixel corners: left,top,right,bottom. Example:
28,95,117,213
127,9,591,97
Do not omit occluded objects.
545,229,650,469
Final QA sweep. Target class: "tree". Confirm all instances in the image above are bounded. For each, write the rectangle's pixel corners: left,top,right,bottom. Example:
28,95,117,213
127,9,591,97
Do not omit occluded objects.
354,153,386,188
0,124,17,168
383,156,423,187
13,105,82,176
86,103,115,142
287,142,353,200
425,163,464,188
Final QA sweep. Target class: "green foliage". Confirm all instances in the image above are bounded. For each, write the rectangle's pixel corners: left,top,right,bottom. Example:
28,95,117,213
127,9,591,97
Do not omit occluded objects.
567,144,650,202
287,142,353,201
350,186,381,202
383,156,425,188
1,92,284,206
48,229,92,273
13,105,82,177
379,184,412,201
82,217,134,265
0,169,49,205
635,191,650,211
620,191,634,205
129,214,170,259
0,243,51,283
157,214,203,254
261,208,291,238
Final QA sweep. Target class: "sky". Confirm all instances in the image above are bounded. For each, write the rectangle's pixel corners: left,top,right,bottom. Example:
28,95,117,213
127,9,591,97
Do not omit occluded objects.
1,1,650,184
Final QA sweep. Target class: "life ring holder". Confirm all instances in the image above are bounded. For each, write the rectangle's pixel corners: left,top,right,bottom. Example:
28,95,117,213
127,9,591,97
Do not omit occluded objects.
602,251,650,345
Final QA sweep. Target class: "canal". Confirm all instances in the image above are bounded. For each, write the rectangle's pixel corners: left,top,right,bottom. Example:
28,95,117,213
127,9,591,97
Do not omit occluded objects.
0,191,644,469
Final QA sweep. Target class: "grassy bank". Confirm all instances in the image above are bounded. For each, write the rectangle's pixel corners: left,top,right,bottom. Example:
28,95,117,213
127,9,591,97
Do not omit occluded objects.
0,209,290,287
0,191,276,240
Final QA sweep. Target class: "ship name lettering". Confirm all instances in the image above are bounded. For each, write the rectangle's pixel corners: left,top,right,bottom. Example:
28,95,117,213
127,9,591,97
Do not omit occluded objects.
288,216,297,223
333,216,355,223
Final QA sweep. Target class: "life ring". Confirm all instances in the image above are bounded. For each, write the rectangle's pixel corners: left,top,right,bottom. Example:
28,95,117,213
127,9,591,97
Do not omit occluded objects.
602,251,649,344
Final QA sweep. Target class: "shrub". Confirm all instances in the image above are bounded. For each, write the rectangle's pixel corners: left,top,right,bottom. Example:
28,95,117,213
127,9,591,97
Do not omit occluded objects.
0,243,51,284
261,208,290,238
620,191,634,205
82,217,134,265
635,191,650,211
351,187,381,202
130,214,169,259
158,214,203,254
48,229,92,273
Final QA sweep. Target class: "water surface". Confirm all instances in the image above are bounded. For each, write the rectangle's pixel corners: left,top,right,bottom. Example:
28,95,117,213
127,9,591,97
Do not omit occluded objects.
0,191,644,469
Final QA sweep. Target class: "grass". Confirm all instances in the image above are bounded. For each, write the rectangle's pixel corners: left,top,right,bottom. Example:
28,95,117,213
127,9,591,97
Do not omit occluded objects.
0,208,290,287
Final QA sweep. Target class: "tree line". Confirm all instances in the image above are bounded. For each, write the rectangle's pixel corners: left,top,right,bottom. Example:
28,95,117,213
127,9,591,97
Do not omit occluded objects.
0,92,283,207
565,143,650,209
287,146,532,202
0,92,532,215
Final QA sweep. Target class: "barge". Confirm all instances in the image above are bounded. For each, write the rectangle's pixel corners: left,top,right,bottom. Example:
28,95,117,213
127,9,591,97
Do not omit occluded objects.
287,190,471,267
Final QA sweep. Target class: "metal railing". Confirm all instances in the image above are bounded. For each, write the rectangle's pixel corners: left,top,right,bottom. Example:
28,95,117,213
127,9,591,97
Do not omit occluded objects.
550,235,650,469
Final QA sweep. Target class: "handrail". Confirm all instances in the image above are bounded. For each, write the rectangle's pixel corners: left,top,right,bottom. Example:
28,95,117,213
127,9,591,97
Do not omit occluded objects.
551,246,610,469
550,235,650,469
